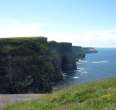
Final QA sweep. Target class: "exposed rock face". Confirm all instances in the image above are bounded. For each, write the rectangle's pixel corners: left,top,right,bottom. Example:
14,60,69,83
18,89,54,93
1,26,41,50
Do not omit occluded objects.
48,41,85,73
0,37,85,93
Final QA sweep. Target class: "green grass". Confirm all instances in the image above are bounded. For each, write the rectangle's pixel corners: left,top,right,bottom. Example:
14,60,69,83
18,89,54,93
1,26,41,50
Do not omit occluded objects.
3,77,116,110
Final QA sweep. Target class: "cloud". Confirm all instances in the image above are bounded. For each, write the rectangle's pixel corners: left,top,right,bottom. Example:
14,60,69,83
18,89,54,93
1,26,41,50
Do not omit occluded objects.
0,20,45,37
0,20,116,47
46,30,116,47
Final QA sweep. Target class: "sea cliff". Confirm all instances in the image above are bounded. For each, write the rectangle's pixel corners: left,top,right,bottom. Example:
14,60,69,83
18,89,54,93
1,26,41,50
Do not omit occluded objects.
0,37,85,93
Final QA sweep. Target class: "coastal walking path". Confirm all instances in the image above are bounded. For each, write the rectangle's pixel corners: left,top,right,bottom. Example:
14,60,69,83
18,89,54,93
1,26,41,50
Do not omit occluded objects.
0,94,44,109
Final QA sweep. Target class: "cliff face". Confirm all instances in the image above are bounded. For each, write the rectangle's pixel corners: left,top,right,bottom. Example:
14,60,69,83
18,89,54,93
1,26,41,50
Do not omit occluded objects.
0,37,85,93
0,37,63,93
48,41,77,73
72,46,85,61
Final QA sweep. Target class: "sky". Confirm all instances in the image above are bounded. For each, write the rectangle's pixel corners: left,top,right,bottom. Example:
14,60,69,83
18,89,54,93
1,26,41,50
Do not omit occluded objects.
0,0,116,47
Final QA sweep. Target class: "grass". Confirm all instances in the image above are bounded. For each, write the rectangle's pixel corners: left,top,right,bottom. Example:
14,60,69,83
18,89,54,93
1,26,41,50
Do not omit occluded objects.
2,77,116,110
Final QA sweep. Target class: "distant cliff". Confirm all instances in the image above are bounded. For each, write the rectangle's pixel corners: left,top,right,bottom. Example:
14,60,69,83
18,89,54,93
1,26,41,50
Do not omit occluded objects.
83,47,98,53
72,46,85,60
0,37,85,93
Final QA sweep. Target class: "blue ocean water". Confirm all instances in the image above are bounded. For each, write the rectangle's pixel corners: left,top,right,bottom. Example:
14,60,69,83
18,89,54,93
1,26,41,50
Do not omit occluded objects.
55,48,116,88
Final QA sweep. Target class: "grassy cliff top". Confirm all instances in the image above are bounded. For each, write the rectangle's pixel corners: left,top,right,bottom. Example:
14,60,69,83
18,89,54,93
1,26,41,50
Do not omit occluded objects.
3,77,116,110
0,37,47,46
0,37,48,55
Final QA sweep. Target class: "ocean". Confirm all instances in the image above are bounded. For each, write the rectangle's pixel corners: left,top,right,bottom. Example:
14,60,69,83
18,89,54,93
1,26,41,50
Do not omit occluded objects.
55,48,116,88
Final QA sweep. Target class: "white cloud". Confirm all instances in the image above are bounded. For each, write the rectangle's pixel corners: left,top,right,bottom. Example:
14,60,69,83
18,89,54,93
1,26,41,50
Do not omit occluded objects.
0,20,116,47
46,30,116,47
0,19,47,37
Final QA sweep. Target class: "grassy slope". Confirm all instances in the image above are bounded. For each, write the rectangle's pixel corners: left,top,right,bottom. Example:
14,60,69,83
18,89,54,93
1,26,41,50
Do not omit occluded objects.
3,78,116,110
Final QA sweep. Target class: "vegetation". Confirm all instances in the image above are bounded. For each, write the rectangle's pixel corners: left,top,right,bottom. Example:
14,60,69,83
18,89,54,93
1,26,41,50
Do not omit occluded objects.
3,77,116,110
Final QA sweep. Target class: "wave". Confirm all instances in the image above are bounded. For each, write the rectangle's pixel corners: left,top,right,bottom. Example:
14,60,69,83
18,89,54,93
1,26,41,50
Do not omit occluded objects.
91,60,109,64
77,67,88,75
76,60,88,64
77,67,85,71
73,76,80,79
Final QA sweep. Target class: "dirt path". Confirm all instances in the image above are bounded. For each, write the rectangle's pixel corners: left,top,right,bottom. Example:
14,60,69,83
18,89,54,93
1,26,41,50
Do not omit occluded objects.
0,94,44,109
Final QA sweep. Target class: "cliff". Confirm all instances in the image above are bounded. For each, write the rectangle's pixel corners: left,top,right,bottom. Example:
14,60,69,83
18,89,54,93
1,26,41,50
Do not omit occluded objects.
0,37,85,93
72,46,85,61
83,47,98,53
48,41,77,73
0,37,63,93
